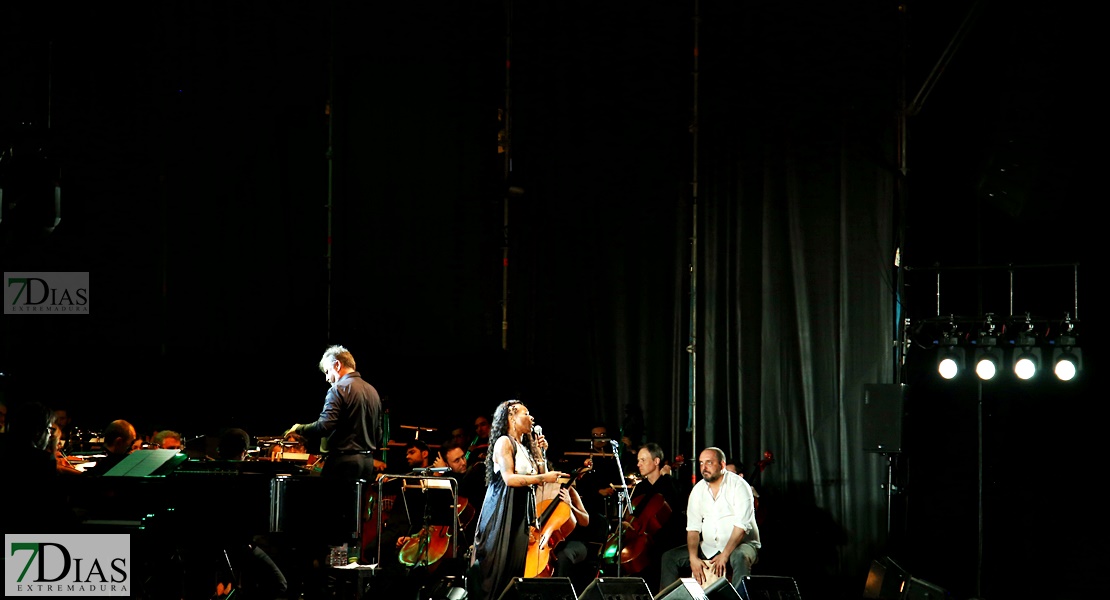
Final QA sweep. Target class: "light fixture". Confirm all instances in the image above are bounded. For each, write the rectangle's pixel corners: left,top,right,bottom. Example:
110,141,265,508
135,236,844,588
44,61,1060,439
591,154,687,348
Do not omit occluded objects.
1012,345,1041,380
1051,333,1081,383
1008,319,1042,381
971,317,1001,381
936,332,964,380
1046,314,1082,382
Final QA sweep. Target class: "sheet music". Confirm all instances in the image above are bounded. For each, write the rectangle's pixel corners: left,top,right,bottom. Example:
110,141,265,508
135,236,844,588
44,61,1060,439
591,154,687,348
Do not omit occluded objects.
103,449,183,477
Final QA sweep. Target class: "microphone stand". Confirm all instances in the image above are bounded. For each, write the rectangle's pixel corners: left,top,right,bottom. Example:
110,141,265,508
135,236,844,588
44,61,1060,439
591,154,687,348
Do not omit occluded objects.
609,440,633,579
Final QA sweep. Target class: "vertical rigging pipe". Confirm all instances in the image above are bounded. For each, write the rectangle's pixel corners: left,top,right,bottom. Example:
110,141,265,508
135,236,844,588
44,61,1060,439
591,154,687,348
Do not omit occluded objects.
500,1,515,350
325,11,336,340
687,0,701,472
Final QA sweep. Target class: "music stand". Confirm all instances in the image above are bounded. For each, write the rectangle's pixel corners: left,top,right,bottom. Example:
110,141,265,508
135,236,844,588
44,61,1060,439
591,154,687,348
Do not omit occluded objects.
375,473,459,567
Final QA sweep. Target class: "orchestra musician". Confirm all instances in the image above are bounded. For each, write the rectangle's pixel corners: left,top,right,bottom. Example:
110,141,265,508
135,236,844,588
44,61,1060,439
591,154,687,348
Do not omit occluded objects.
467,414,492,467
466,400,564,600
622,442,686,590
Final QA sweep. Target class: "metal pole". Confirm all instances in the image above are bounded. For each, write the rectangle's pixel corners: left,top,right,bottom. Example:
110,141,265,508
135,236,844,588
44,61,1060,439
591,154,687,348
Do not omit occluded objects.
325,16,336,341
500,0,514,350
687,0,701,479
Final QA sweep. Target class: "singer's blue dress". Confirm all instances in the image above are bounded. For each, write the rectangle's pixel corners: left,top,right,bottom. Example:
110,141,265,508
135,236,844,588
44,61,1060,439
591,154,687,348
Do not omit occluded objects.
468,437,537,600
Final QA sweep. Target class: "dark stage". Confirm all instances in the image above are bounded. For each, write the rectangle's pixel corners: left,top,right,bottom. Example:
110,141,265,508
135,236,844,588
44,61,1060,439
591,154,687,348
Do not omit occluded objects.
2,2,1101,599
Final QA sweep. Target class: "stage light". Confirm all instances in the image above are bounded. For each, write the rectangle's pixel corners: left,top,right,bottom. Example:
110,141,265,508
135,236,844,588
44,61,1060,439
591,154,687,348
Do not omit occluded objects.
936,334,964,380
1008,330,1041,381
1049,316,1082,382
972,339,1001,381
1051,341,1081,381
965,316,1002,381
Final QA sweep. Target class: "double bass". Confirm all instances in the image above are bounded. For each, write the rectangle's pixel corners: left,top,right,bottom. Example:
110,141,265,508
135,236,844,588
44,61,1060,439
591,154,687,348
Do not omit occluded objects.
523,467,589,578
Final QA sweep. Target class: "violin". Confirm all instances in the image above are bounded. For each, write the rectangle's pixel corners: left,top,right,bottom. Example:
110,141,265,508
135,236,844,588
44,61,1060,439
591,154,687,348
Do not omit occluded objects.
749,450,773,522
524,467,589,578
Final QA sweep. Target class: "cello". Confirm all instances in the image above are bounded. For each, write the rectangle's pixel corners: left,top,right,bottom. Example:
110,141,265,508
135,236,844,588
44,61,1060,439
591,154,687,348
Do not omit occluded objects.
600,453,684,575
523,467,589,578
398,479,472,570
398,497,471,569
600,486,673,575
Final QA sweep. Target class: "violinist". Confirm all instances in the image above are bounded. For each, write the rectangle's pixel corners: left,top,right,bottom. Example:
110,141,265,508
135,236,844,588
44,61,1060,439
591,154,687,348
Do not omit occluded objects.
434,441,482,506
466,400,565,600
467,414,492,467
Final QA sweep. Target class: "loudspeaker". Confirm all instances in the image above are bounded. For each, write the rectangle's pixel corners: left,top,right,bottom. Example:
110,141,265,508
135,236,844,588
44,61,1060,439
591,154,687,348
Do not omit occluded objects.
737,576,802,600
863,558,908,599
495,577,577,600
905,577,950,600
578,577,654,600
657,578,706,600
704,578,742,599
862,383,905,453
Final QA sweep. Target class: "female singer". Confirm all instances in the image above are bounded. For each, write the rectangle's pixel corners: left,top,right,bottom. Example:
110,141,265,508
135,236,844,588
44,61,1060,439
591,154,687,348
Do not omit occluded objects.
467,399,565,600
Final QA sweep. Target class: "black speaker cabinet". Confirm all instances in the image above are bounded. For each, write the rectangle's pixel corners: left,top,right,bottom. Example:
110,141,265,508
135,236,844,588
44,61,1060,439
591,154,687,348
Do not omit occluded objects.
657,578,707,600
905,577,950,600
495,577,578,600
578,577,654,600
737,575,802,600
862,383,905,453
704,577,742,599
863,558,909,599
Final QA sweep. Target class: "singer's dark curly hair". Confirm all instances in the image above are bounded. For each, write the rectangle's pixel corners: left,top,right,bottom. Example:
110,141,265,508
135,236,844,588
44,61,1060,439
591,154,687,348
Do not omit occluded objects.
484,399,539,485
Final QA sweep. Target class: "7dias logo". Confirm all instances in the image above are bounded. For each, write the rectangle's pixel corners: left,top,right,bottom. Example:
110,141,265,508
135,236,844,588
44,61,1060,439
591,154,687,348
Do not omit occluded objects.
4,272,89,314
5,534,130,596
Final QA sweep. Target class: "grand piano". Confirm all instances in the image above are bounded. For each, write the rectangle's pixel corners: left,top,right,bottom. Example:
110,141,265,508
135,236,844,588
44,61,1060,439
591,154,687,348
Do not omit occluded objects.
66,450,364,540
62,450,366,600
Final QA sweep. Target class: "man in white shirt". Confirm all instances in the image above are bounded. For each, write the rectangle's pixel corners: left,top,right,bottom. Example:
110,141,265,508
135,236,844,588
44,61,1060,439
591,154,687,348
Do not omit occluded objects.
658,446,760,592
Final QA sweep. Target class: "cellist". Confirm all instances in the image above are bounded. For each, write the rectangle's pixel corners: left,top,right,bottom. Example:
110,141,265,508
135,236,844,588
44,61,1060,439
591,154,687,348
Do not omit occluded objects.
551,479,602,587
622,443,687,589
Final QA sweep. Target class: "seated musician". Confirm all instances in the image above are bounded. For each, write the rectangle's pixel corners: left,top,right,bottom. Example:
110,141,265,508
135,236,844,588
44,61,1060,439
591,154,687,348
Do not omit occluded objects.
552,478,602,589
658,447,760,593
151,429,184,450
217,428,252,460
0,401,79,532
50,420,83,476
432,442,480,553
725,461,761,512
194,427,289,599
467,414,492,467
82,419,137,475
379,440,433,564
621,442,686,588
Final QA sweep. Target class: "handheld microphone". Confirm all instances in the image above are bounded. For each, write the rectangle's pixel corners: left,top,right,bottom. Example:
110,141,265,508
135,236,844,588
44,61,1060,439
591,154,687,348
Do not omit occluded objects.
533,425,546,460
